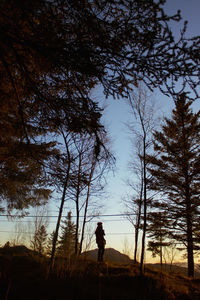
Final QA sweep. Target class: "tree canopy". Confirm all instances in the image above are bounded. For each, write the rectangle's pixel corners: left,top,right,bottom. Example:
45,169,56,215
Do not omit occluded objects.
148,94,200,277
1,0,200,134
1,0,200,210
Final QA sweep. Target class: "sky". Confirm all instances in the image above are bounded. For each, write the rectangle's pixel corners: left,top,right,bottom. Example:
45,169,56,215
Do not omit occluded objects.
1,0,200,263
91,0,200,261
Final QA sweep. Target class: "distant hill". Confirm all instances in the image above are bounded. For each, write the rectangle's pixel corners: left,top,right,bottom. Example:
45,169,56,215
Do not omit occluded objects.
0,245,43,258
0,245,33,255
147,262,200,277
81,248,132,263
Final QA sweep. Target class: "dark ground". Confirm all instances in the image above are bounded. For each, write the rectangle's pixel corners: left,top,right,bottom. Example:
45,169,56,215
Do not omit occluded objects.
1,246,200,300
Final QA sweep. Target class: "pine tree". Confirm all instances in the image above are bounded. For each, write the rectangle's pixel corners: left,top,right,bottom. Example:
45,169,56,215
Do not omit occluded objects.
32,225,48,255
57,212,76,260
46,231,56,257
147,211,170,265
148,94,200,277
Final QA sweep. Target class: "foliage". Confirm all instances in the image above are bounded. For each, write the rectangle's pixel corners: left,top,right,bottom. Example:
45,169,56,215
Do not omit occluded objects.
1,0,200,103
57,212,76,259
147,94,200,276
0,131,56,212
46,231,56,257
147,211,171,263
1,0,200,211
31,224,48,255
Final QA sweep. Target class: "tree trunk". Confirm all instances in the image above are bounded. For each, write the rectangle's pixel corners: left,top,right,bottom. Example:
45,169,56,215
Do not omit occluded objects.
75,203,79,255
79,161,95,254
75,153,82,256
186,198,194,277
50,177,68,270
140,135,147,275
50,132,71,271
181,106,194,277
134,225,139,263
187,232,194,277
160,237,163,267
134,179,143,263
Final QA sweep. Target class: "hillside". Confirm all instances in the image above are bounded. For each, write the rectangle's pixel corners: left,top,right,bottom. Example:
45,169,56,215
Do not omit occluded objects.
147,263,200,278
81,247,132,263
1,246,200,299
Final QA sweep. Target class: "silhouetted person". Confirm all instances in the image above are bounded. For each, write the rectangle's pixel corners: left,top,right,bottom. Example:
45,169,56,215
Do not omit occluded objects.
95,222,106,262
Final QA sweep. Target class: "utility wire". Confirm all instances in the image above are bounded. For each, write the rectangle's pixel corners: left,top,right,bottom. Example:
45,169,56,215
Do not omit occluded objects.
0,219,129,223
0,213,136,218
0,230,133,235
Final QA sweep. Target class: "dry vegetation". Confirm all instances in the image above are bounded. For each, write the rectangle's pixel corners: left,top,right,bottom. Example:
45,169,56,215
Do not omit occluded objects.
0,246,200,300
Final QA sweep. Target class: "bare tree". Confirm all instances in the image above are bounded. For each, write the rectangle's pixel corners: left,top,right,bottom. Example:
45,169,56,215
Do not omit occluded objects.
10,221,28,246
163,243,178,269
67,132,114,256
123,146,144,263
125,84,158,274
49,121,113,268
49,131,74,270
122,237,132,258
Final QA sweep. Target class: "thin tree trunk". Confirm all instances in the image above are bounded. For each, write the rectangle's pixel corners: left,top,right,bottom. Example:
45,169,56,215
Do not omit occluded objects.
50,177,68,270
140,135,147,275
75,153,82,256
134,177,143,263
186,197,194,277
134,225,139,263
79,161,95,254
79,184,90,254
75,202,79,255
185,177,194,277
50,131,71,271
160,236,163,267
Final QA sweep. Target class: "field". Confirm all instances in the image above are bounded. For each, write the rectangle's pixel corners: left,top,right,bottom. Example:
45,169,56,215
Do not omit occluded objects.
1,246,200,300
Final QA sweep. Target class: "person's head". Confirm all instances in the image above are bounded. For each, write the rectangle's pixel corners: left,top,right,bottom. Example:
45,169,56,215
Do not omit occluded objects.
97,222,102,227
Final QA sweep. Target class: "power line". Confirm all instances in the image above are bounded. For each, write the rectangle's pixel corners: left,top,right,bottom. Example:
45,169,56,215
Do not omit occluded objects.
0,213,136,218
0,218,130,223
0,230,133,235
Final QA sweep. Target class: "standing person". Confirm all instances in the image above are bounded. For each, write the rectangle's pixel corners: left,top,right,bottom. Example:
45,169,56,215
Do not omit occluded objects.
95,222,106,262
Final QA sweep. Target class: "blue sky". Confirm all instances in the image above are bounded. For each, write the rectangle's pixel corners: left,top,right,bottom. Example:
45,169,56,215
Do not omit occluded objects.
93,0,200,259
1,0,200,262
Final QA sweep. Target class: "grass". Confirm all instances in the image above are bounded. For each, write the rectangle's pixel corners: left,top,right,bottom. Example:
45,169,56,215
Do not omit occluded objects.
0,247,200,300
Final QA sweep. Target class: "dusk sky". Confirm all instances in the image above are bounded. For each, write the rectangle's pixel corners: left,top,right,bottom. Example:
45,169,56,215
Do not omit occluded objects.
1,0,200,263
94,0,200,260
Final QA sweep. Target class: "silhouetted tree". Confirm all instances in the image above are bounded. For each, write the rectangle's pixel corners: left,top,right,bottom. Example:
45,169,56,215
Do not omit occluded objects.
32,225,48,255
68,132,113,255
0,137,55,213
123,152,144,263
57,212,76,260
2,0,200,108
125,85,157,274
46,231,56,257
1,0,200,210
147,211,170,266
49,131,73,269
2,0,200,272
30,205,49,251
148,94,200,277
78,132,113,255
